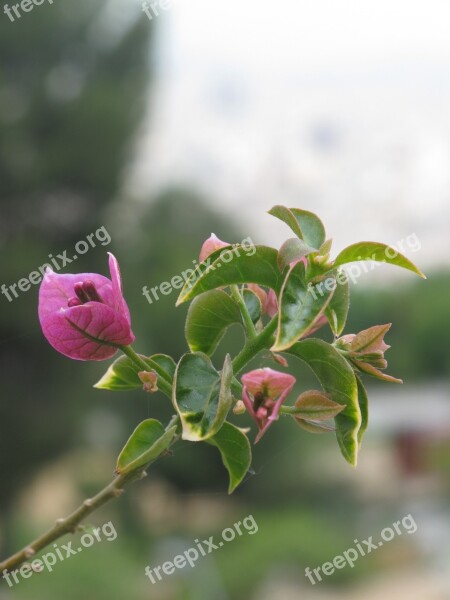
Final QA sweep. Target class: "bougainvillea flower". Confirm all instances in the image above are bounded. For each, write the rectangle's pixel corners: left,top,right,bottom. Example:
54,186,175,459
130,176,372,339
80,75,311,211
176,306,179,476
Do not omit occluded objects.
38,253,134,361
241,368,296,442
199,233,230,262
337,324,402,383
248,284,279,318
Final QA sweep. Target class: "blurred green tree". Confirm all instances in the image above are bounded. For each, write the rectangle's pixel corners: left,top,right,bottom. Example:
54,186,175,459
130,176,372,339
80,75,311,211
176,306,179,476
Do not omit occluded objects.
0,0,153,545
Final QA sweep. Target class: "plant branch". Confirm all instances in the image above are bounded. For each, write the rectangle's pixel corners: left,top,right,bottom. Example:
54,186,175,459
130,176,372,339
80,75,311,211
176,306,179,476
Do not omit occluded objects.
230,285,257,340
232,316,278,375
0,418,179,575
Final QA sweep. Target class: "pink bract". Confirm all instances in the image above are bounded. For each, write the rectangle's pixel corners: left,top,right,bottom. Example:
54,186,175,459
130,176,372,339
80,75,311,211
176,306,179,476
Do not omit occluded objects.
199,233,230,262
241,368,296,442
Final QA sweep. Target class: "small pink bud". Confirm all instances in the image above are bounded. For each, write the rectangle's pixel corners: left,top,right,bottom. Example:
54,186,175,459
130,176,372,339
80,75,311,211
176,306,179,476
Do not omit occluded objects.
199,233,230,262
67,297,82,308
271,352,289,367
138,371,158,393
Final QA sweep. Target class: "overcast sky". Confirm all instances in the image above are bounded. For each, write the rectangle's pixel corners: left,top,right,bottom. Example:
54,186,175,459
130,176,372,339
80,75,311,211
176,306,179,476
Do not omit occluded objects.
124,0,450,273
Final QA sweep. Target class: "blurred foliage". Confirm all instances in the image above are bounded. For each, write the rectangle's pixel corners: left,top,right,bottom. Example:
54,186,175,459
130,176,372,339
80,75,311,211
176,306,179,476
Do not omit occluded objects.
0,0,152,520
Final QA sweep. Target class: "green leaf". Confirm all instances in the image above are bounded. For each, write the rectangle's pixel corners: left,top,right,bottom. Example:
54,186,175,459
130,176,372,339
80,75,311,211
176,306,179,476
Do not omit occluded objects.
243,289,262,324
173,353,233,441
268,205,303,238
290,208,326,249
294,390,345,420
94,355,142,391
296,419,336,434
185,290,241,355
207,422,252,493
94,354,176,391
277,237,317,271
116,419,177,475
149,354,177,381
272,263,334,352
286,339,361,466
268,205,326,248
176,245,283,306
356,375,368,447
332,242,426,278
324,270,350,336
318,239,333,256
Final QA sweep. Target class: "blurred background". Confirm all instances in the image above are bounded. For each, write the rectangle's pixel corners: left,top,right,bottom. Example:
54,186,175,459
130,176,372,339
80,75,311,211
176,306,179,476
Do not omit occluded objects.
1,1,449,598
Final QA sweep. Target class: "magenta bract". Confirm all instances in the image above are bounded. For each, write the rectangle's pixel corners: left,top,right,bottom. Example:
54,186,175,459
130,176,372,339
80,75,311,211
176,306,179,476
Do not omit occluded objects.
241,368,296,442
38,253,134,361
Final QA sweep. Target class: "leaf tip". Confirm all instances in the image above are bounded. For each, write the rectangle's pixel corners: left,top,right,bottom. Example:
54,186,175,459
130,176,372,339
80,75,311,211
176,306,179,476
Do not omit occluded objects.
93,379,108,390
345,452,358,468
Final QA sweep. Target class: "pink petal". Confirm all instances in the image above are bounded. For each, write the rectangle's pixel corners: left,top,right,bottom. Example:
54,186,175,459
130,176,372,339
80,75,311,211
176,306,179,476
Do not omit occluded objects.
107,252,131,323
242,387,257,419
247,285,278,318
241,368,296,399
38,269,114,319
254,386,294,443
264,289,279,318
40,303,134,361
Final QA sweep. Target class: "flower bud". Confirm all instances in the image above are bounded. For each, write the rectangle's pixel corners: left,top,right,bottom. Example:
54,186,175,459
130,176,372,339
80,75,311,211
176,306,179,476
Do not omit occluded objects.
138,371,158,393
199,233,230,262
